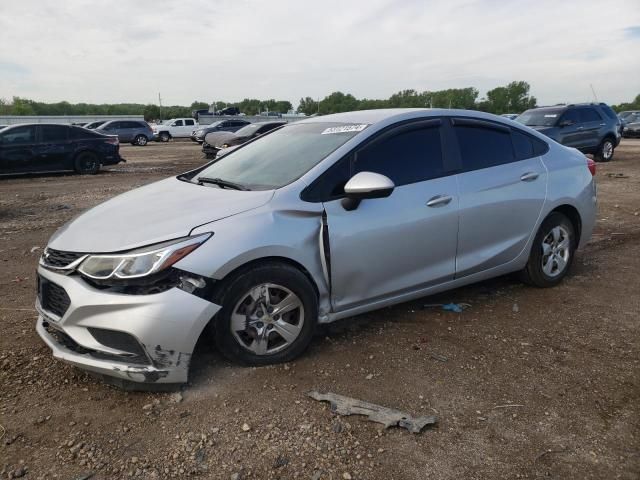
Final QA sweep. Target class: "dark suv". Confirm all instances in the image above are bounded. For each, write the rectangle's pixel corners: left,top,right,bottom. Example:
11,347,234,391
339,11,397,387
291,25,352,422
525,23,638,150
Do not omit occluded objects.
95,120,153,146
0,124,122,175
517,103,621,161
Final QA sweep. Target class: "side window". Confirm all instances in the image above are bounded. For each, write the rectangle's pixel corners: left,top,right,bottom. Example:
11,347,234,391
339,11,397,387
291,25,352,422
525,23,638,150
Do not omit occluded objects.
560,109,580,125
599,105,617,120
71,127,98,140
354,126,444,185
579,108,602,122
41,125,69,142
173,120,184,127
185,119,195,126
512,129,534,160
2,126,37,145
106,122,121,130
454,125,514,171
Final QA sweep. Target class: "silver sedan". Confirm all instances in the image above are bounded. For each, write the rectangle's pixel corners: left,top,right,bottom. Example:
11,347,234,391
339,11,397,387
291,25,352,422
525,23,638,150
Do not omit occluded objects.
35,109,597,387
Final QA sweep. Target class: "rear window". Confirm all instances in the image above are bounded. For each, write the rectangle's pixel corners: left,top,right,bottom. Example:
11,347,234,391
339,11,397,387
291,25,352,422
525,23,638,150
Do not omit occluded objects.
579,108,602,122
71,127,100,139
41,125,69,142
599,104,617,120
454,124,514,170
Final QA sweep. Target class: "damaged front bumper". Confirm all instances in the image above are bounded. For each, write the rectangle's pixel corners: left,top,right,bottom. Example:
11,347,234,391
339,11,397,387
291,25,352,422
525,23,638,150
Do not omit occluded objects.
35,266,221,385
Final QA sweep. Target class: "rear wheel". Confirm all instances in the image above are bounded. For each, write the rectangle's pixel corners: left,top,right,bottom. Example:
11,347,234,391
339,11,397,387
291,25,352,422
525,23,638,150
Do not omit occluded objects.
213,263,318,366
159,132,170,142
519,212,575,287
133,134,148,146
74,151,100,175
595,137,615,162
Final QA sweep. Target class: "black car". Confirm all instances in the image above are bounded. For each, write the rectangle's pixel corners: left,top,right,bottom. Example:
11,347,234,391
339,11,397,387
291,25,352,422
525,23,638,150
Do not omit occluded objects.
202,121,286,158
190,119,251,143
216,106,240,116
0,124,123,175
517,102,622,161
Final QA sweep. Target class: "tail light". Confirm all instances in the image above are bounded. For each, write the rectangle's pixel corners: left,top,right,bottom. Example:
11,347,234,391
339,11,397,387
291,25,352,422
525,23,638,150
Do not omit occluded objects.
586,157,596,176
106,136,119,145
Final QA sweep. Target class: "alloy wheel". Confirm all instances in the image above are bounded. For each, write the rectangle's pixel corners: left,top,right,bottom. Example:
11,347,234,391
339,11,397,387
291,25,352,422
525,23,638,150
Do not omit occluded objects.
541,226,571,278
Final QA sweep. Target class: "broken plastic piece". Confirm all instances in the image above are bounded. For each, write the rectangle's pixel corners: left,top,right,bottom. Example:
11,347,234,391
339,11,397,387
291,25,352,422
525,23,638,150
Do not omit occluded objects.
307,391,437,433
423,302,471,313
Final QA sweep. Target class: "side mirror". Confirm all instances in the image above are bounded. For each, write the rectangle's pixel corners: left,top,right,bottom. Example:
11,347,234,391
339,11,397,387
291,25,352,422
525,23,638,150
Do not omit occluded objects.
341,171,395,211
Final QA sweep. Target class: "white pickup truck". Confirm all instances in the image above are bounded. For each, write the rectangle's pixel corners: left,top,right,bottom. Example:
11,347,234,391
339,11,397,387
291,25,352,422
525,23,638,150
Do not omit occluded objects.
152,118,198,142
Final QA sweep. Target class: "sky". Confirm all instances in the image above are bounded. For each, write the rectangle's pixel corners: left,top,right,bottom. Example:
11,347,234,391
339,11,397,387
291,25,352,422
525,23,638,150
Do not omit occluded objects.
0,0,639,108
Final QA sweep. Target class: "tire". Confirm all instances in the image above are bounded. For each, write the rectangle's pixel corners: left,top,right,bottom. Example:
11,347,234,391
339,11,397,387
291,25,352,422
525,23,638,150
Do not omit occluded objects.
133,134,148,146
74,151,100,175
519,212,575,288
159,132,170,142
212,262,318,366
595,137,615,162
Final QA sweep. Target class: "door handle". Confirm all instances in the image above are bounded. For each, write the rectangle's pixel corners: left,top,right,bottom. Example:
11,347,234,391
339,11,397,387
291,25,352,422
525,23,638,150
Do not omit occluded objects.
520,172,539,182
576,126,584,130
426,195,453,207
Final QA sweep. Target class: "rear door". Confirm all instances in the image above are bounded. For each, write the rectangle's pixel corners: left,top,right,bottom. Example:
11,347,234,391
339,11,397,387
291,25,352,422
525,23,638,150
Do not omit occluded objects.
577,107,605,149
34,125,73,170
452,118,547,277
324,120,459,311
0,125,38,173
183,119,196,137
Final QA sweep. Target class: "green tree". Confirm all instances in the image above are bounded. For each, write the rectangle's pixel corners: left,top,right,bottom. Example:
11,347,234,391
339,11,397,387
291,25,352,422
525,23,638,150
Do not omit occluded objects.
478,81,536,114
612,94,640,112
298,97,318,115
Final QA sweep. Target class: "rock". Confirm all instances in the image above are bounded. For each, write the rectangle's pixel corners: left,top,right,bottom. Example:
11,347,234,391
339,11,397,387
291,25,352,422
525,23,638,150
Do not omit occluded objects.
365,374,373,380
12,466,27,478
30,246,40,253
142,403,154,411
169,392,183,403
342,473,352,480
241,423,251,432
512,303,519,313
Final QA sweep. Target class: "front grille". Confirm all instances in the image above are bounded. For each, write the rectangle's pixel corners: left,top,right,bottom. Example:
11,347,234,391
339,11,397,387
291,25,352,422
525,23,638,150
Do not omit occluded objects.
38,276,71,318
43,248,85,268
43,321,150,366
88,328,148,358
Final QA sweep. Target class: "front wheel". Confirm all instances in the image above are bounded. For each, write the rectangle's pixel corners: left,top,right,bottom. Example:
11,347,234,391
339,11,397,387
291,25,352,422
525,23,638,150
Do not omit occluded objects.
159,132,170,142
595,138,615,162
213,263,318,366
74,151,100,175
519,212,575,287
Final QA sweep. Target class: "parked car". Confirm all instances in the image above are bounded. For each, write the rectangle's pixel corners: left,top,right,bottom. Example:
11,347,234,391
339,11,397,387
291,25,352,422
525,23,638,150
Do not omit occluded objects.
95,120,153,146
192,109,210,121
618,110,640,123
202,121,286,158
190,119,251,143
84,120,108,130
152,118,198,142
622,113,640,138
35,109,596,387
0,123,122,175
216,107,240,116
516,103,621,161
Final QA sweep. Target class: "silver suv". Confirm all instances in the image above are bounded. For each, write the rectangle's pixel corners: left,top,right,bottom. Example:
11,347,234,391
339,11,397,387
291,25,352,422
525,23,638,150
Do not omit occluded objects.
36,109,597,387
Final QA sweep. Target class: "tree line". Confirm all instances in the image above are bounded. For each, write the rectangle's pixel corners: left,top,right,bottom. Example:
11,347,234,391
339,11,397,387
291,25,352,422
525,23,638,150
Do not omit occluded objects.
1,83,638,120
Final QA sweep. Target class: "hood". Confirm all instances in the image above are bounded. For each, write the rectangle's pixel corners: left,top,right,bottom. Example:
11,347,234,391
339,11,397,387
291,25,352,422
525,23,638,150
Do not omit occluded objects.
48,177,274,252
221,135,250,147
204,131,235,145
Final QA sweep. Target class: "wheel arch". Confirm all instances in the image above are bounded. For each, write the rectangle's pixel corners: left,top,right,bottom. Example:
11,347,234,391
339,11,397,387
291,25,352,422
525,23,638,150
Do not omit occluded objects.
74,148,103,164
548,204,582,246
211,255,320,303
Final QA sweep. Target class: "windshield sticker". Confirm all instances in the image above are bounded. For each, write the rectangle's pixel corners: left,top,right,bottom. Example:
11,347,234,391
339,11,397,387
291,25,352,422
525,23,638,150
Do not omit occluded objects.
543,114,558,118
321,124,369,135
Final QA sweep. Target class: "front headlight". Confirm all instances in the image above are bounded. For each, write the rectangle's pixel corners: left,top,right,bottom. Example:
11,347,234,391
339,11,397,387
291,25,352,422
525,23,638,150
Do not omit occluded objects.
77,233,211,280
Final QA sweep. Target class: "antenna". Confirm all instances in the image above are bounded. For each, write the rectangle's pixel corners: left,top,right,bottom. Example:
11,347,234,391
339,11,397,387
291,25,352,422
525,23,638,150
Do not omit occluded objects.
590,84,598,102
158,92,163,121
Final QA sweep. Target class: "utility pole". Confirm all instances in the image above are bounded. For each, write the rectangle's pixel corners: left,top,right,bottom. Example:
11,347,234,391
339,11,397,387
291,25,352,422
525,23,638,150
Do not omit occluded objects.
158,92,163,122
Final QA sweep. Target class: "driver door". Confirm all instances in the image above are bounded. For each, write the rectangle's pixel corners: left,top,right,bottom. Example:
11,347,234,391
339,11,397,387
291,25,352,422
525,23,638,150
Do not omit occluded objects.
323,120,459,311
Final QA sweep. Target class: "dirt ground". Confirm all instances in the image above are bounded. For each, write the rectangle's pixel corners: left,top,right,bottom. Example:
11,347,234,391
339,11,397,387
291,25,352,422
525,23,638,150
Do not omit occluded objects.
1,139,639,480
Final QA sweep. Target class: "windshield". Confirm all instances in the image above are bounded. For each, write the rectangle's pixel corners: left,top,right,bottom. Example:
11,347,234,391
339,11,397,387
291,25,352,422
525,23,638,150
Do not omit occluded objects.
516,109,564,127
206,121,223,129
234,123,265,137
194,122,368,190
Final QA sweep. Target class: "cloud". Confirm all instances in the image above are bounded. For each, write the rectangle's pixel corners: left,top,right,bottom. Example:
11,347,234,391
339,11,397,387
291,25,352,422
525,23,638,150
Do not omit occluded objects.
0,0,638,107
